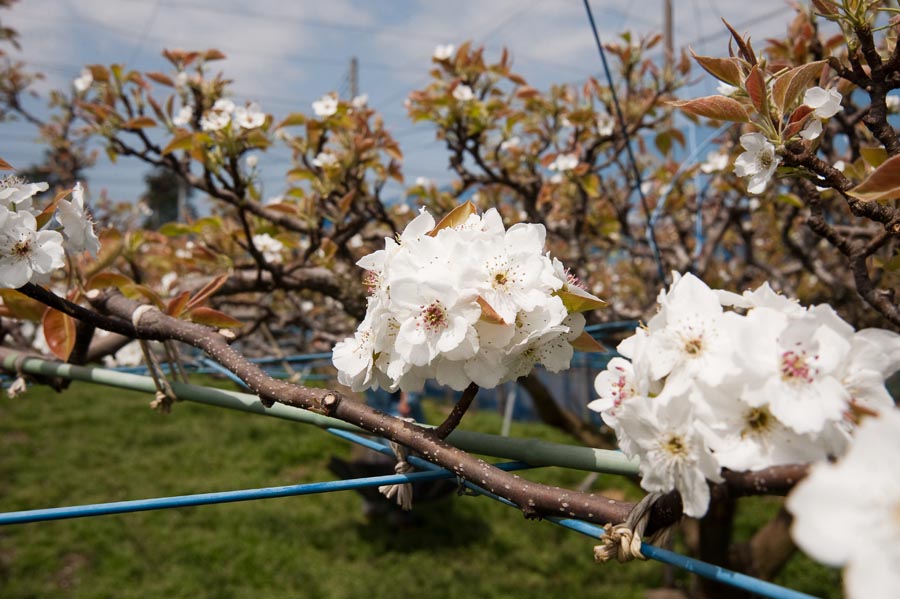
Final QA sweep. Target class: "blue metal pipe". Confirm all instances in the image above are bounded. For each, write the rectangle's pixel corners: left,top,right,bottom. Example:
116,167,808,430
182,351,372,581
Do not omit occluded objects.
0,470,458,526
452,472,820,599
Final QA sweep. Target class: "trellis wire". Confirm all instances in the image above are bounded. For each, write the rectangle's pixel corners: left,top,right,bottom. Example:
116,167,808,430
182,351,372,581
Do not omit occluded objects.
0,353,821,598
582,0,667,286
0,354,641,476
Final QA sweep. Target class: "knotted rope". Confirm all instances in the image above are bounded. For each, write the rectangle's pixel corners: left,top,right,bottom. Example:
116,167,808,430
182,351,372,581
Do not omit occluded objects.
132,306,180,413
6,354,28,398
594,491,672,563
378,432,416,511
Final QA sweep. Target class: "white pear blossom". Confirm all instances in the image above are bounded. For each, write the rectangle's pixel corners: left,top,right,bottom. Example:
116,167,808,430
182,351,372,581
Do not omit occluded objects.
0,207,65,288
500,136,521,151
799,117,822,141
734,132,780,194
351,94,369,109
616,392,723,518
73,68,93,93
717,82,738,96
252,233,284,264
433,44,455,61
596,113,615,136
642,272,739,394
452,84,475,102
0,177,48,214
804,86,843,119
172,105,194,127
886,94,900,113
245,155,258,169
200,99,234,132
312,151,339,169
312,94,338,118
591,274,900,518
333,206,600,392
161,271,179,292
700,150,729,173
787,409,900,599
737,306,851,434
56,182,101,256
234,102,266,130
548,153,579,182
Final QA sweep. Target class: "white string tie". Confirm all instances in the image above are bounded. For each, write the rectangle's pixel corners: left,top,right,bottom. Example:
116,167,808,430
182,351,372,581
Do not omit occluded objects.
594,491,671,563
378,429,416,511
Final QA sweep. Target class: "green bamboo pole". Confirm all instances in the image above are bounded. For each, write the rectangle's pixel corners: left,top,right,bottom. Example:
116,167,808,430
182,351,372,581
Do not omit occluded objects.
1,352,639,476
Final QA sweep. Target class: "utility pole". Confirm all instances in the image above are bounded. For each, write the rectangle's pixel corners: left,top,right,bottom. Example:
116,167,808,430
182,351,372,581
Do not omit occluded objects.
349,56,359,99
663,0,673,76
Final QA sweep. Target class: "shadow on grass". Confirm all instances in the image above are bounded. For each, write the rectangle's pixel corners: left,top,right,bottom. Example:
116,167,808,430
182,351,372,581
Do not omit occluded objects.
352,494,491,554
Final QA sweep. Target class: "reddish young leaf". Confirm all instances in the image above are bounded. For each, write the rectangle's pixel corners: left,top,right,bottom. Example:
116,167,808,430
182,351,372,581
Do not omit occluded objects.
771,61,826,113
847,154,900,202
669,96,749,122
744,64,767,114
0,156,14,170
166,290,191,317
121,116,157,130
569,331,607,353
203,49,227,61
185,274,230,311
42,307,77,360
146,72,175,87
477,296,507,325
690,51,744,87
428,201,478,236
783,104,814,138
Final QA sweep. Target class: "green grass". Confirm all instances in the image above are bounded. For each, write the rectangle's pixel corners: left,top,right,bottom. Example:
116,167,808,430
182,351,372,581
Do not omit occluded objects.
0,377,839,598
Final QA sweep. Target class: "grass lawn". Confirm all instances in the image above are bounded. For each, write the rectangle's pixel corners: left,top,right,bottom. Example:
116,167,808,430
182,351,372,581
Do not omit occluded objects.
0,376,840,598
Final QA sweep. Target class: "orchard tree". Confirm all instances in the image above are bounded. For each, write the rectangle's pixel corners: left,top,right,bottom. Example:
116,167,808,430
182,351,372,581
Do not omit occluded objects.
1,1,900,598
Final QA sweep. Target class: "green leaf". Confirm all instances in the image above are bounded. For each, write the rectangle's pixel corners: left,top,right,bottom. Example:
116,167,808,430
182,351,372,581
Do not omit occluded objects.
669,96,749,122
276,112,307,128
87,272,134,292
186,307,243,329
159,222,193,236
776,193,804,208
556,286,606,313
161,129,194,155
847,154,900,202
0,289,48,321
860,146,888,168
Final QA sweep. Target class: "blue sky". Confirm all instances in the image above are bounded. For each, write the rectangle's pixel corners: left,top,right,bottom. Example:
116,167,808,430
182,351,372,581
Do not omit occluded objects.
2,0,792,204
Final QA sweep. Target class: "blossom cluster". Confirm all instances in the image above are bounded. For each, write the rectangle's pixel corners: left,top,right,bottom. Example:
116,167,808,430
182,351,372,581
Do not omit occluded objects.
589,272,900,517
0,178,100,289
733,86,843,195
173,98,266,132
787,407,900,599
332,205,603,393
